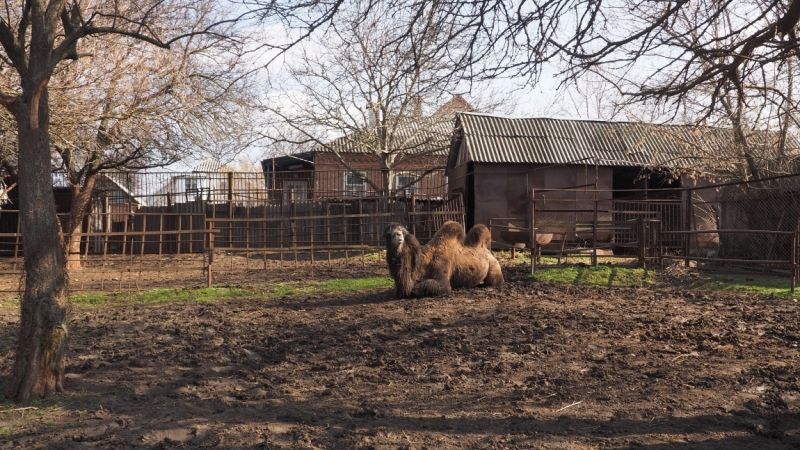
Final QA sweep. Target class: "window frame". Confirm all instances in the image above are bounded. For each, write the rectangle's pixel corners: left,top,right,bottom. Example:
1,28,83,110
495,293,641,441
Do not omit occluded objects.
343,171,368,197
394,172,418,197
283,180,308,200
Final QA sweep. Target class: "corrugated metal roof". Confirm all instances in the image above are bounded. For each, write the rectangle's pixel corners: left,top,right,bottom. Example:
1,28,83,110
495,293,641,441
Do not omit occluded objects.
452,113,800,169
319,118,453,157
192,159,235,173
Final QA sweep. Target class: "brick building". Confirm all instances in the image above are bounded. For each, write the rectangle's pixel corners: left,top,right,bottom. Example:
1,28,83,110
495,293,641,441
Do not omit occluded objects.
261,96,473,200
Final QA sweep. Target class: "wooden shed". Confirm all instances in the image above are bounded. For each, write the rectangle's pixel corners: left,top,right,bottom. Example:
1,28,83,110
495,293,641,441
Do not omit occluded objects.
445,113,730,246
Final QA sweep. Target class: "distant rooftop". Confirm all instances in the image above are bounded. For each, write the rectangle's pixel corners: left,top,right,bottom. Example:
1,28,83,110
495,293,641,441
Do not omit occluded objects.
192,159,234,173
448,113,800,170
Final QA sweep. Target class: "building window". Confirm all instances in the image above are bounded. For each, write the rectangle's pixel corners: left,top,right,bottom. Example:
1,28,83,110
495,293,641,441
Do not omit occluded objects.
343,171,367,197
283,180,307,200
394,173,417,196
185,177,205,201
186,177,200,193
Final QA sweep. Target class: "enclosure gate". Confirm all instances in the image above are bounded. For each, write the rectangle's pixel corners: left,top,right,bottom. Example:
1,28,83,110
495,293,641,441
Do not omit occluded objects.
492,176,800,292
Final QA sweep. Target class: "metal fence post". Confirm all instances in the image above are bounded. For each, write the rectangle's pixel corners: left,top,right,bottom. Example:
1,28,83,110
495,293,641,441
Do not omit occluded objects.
658,220,664,269
683,188,692,267
638,217,646,268
530,188,536,275
793,220,799,294
592,188,598,266
226,171,234,248
410,193,416,236
206,220,214,288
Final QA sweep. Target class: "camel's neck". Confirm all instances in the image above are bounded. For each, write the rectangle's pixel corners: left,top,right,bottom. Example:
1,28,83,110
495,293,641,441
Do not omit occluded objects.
405,235,423,278
388,233,423,298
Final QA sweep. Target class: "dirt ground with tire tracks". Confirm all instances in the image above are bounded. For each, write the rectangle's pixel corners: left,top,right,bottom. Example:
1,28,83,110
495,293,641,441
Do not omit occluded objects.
1,260,800,449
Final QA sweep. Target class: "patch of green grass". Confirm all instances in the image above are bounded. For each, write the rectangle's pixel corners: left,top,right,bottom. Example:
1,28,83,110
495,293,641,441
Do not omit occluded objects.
64,276,395,309
70,293,108,306
685,272,794,298
498,250,638,267
312,277,393,293
528,265,655,287
69,285,266,307
0,425,20,438
0,399,15,414
0,397,63,420
360,251,385,262
132,286,258,303
527,264,796,298
0,297,20,310
269,283,298,298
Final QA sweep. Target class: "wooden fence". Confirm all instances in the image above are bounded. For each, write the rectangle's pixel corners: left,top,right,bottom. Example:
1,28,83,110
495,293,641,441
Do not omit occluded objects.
488,176,800,292
0,194,465,292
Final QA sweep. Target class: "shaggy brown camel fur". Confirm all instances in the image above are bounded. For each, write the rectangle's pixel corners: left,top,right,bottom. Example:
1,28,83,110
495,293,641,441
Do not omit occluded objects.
384,221,504,298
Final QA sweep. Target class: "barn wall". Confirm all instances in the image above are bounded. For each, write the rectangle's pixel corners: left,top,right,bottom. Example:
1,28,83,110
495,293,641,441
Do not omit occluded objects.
447,162,469,196
470,163,614,246
303,152,449,198
680,176,720,253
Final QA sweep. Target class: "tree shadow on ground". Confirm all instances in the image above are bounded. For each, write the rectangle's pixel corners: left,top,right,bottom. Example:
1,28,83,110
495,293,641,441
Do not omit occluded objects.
1,280,799,448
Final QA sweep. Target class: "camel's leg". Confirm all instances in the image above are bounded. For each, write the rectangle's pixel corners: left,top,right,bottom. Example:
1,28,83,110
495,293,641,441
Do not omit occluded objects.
412,277,452,297
482,260,505,287
394,272,416,298
395,284,410,299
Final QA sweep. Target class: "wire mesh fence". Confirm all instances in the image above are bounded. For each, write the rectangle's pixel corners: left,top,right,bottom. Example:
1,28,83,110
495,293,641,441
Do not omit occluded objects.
0,168,462,294
529,184,668,266
9,167,800,293
57,169,450,208
488,173,800,290
685,176,800,260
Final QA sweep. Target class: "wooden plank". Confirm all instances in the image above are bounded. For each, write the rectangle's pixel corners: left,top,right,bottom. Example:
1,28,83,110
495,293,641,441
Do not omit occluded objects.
209,245,373,252
661,255,791,264
206,212,394,223
663,229,794,235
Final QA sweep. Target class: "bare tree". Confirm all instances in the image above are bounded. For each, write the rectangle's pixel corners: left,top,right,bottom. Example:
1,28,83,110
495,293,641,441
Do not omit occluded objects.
455,0,800,178
541,69,630,121
0,0,337,402
264,0,506,197
33,8,261,270
468,0,800,106
256,0,800,181
642,2,800,180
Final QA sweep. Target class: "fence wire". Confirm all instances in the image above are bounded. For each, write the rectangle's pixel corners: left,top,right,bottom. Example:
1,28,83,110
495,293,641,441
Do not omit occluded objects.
52,169,449,208
490,173,800,290
0,169,463,294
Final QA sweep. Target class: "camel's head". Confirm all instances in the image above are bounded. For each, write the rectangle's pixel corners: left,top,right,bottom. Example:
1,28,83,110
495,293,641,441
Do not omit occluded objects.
384,223,407,249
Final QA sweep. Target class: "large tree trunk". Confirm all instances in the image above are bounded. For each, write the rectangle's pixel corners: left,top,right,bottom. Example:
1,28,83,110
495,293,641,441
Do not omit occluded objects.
381,168,392,197
724,94,762,181
3,87,69,402
64,175,98,270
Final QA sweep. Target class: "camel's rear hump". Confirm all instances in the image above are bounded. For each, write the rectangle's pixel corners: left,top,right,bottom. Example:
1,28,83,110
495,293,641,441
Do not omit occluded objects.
463,224,492,249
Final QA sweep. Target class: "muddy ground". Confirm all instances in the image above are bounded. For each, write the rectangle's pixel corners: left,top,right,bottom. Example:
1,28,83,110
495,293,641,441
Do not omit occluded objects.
0,251,395,296
2,261,800,449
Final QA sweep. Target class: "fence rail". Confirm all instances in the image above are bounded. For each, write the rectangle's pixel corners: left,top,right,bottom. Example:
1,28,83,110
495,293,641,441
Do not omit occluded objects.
0,187,464,293
489,174,800,292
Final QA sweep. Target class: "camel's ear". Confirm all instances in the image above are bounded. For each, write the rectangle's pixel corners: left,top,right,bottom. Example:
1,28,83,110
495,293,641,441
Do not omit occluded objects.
383,224,395,239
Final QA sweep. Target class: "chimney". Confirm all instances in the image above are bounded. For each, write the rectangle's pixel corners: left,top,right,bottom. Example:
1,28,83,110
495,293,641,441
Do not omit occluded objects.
411,96,423,118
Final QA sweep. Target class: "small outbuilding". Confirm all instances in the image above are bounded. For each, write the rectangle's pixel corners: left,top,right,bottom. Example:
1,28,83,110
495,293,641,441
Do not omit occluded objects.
445,113,737,246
